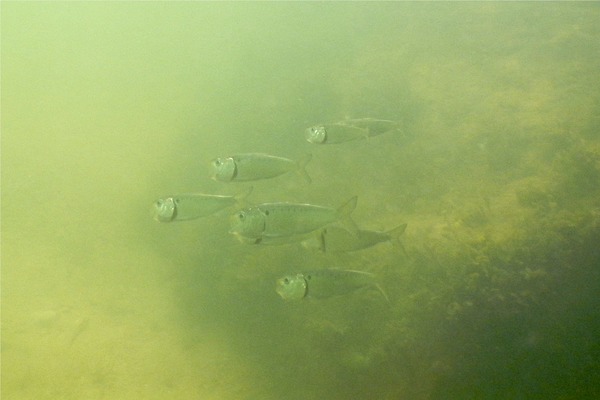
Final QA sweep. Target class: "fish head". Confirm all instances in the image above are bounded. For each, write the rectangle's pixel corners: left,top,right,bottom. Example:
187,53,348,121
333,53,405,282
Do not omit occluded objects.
153,197,176,222
211,157,236,181
276,274,308,300
305,125,327,144
229,207,266,239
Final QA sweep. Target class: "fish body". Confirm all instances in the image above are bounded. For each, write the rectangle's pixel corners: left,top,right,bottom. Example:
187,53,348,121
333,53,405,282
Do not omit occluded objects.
305,123,367,144
304,223,407,252
230,196,357,242
211,153,311,183
305,118,400,144
343,118,400,137
234,230,315,246
276,269,387,301
153,187,251,222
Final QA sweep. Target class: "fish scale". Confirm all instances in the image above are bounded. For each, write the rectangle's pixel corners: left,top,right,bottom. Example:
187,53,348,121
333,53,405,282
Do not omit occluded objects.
211,153,311,183
276,269,388,301
153,187,252,222
305,118,400,144
230,196,357,241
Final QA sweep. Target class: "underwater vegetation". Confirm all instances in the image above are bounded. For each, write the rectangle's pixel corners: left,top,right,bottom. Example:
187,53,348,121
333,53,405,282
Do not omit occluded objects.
172,95,600,400
211,67,599,400
162,4,600,399
3,3,600,400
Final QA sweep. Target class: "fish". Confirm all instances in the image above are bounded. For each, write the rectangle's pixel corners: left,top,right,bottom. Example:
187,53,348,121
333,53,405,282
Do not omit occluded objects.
153,187,252,222
275,269,388,301
303,223,407,252
305,118,400,144
230,196,358,242
343,118,401,136
210,153,312,183
234,231,315,246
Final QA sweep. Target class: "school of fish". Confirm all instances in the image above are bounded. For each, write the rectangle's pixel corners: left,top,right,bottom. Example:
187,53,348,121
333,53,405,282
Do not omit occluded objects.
152,117,406,301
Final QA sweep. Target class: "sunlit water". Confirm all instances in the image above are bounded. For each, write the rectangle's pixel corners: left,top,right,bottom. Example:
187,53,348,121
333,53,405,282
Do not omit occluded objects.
2,3,599,399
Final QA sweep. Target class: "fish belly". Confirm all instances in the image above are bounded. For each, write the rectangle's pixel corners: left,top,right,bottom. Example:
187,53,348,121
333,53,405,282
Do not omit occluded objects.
234,155,292,180
305,269,375,298
324,124,368,143
176,195,235,220
261,205,336,237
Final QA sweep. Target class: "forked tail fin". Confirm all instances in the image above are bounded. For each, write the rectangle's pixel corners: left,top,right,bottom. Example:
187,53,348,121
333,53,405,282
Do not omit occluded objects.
386,223,407,245
296,153,312,183
335,196,359,233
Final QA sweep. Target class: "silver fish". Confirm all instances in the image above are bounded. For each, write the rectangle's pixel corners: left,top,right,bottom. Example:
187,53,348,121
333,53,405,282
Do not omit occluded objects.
303,223,407,252
153,187,252,222
305,118,400,144
343,118,401,136
230,196,358,242
275,269,388,301
234,231,315,246
211,153,311,183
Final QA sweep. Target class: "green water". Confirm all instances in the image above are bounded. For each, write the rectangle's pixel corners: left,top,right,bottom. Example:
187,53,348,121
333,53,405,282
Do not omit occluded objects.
2,2,599,399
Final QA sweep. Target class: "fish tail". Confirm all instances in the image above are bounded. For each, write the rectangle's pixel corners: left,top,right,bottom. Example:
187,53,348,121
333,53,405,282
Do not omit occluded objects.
296,153,312,183
336,196,359,233
386,223,407,245
377,121,402,136
337,196,358,216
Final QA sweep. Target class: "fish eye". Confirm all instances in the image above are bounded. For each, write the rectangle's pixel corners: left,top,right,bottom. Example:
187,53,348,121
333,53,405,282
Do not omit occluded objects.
305,274,312,280
283,278,290,285
214,159,222,167
237,212,245,221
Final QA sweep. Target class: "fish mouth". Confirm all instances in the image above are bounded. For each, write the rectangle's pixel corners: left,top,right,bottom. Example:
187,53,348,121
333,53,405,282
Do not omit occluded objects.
305,126,326,144
275,279,287,298
275,275,308,301
152,198,176,222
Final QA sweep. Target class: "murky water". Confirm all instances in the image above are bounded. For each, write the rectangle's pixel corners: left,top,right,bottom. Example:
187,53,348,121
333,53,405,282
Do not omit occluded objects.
2,3,600,399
